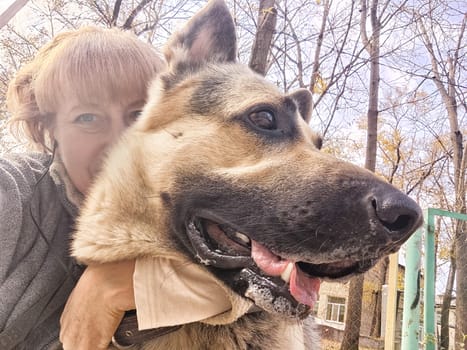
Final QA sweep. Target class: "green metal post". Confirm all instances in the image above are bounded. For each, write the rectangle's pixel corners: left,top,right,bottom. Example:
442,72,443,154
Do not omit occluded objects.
424,209,436,350
401,228,422,350
422,208,467,350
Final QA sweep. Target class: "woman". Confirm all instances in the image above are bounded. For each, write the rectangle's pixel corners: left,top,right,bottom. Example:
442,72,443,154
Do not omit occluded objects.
0,26,164,349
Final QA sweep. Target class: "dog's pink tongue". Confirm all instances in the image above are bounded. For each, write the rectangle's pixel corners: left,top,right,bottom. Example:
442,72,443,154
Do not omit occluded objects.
251,240,289,274
251,241,320,308
289,263,320,307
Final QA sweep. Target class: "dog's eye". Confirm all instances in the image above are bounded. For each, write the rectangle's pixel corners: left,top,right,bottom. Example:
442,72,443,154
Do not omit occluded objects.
248,110,276,130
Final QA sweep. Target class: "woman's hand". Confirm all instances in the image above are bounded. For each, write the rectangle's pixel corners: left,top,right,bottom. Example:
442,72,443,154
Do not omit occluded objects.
60,260,136,350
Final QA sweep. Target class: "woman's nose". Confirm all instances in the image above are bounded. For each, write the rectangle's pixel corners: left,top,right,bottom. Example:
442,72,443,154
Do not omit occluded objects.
107,115,128,145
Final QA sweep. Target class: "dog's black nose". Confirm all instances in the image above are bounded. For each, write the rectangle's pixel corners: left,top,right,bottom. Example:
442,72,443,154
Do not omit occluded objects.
370,187,423,240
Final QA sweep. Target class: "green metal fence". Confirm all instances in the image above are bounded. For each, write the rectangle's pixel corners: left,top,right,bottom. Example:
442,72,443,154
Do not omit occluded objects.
401,208,467,350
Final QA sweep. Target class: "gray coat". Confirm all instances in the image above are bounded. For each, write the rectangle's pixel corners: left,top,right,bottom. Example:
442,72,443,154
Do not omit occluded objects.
0,153,83,349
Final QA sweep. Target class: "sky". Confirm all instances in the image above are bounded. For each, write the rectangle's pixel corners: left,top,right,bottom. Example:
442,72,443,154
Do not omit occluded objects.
0,0,23,14
0,0,15,13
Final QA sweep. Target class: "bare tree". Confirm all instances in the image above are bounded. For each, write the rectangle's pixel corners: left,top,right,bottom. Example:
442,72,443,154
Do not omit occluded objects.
341,0,383,348
248,0,277,75
415,5,466,348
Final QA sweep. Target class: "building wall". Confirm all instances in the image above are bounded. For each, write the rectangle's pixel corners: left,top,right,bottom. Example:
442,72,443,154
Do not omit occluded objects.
316,280,349,329
316,263,407,345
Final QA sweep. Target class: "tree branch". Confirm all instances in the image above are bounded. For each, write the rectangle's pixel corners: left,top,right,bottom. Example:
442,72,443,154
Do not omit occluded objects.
111,0,123,26
123,0,152,30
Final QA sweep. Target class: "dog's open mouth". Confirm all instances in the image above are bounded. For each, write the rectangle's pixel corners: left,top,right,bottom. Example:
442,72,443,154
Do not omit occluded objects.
186,216,376,317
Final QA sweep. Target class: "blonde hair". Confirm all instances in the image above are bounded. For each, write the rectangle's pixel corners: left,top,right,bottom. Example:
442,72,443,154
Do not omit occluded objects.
7,26,165,152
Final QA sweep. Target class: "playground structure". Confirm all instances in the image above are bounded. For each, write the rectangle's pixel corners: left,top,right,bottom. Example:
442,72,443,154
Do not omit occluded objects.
384,208,467,350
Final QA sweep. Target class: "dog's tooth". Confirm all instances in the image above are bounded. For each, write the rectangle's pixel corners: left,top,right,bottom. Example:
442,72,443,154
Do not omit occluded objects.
281,262,294,283
235,232,250,245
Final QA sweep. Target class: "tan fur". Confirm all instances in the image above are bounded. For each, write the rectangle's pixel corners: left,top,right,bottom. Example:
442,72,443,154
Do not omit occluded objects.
72,1,421,349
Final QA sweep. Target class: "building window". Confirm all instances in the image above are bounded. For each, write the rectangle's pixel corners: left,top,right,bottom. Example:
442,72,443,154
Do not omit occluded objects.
326,296,346,323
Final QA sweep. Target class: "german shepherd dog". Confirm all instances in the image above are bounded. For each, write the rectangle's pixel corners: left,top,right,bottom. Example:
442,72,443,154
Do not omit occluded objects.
72,0,423,348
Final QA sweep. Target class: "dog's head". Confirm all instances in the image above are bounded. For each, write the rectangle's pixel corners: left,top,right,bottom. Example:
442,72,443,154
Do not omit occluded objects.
74,0,423,321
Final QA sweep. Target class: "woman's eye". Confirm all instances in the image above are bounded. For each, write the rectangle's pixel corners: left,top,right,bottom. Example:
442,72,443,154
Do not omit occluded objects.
129,110,143,122
74,113,97,124
248,110,277,130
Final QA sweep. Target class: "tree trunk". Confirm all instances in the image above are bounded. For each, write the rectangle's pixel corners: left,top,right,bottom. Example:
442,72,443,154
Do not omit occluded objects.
370,257,389,337
309,0,330,101
248,0,277,76
417,12,466,349
341,274,365,350
439,246,456,350
341,1,381,348
455,220,466,350
363,0,380,173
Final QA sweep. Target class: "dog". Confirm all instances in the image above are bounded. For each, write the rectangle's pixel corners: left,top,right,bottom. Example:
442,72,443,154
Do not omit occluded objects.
71,0,423,348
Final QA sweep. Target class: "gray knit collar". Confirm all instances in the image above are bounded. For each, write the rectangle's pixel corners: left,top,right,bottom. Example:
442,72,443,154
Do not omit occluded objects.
49,154,84,218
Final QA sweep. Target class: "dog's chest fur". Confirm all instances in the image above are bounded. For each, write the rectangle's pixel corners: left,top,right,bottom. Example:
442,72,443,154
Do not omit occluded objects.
134,314,317,350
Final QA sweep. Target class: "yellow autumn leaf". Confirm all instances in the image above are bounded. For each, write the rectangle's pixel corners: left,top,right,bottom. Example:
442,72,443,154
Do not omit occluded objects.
312,73,327,94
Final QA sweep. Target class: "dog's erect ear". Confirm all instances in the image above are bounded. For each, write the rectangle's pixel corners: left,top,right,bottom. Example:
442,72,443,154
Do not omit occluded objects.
164,0,237,74
288,89,313,123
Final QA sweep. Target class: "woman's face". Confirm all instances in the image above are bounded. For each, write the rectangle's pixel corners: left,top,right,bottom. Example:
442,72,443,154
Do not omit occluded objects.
52,91,145,194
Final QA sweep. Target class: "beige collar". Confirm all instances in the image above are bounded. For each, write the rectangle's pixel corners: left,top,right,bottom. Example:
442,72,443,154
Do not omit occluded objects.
134,257,254,330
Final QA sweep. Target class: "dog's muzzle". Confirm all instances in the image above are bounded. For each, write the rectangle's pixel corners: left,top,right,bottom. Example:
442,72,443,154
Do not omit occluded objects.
184,216,376,319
